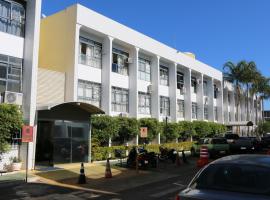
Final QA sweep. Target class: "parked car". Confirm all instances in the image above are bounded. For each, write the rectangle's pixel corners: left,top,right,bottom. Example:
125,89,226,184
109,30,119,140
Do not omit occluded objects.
191,137,230,158
261,137,270,149
176,155,270,200
225,134,253,153
247,137,263,151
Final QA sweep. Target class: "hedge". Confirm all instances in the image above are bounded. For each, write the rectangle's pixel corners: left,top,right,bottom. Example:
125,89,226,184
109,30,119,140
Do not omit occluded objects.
91,141,194,161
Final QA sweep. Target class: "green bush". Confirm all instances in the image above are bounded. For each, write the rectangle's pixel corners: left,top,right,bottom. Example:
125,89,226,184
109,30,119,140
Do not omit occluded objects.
0,104,23,155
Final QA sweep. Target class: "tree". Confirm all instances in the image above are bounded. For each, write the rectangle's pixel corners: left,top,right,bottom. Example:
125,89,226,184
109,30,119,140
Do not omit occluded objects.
114,117,139,144
256,121,270,136
160,122,182,142
179,121,196,140
223,61,245,129
139,118,161,143
193,121,211,138
91,115,120,146
0,104,23,156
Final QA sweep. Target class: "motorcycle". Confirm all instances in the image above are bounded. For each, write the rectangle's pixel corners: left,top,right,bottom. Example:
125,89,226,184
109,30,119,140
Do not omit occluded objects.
127,147,157,169
158,146,177,163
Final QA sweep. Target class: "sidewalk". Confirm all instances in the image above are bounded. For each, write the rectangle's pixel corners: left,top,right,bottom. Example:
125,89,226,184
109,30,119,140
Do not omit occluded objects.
32,158,197,193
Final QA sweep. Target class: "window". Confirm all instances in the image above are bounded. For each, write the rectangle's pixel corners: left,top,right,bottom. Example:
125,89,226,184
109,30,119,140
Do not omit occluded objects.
160,65,169,86
0,54,22,93
214,84,218,99
112,48,129,76
138,57,151,82
0,0,25,37
79,37,102,68
204,106,208,120
77,80,101,107
160,96,170,116
203,81,208,96
192,102,198,119
214,106,218,121
138,92,151,114
177,99,185,118
191,77,197,93
111,87,129,112
177,72,184,93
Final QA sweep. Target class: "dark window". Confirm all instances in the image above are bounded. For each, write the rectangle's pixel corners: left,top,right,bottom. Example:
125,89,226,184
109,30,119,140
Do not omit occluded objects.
112,48,129,76
191,77,197,93
177,72,184,90
160,65,169,86
214,84,218,99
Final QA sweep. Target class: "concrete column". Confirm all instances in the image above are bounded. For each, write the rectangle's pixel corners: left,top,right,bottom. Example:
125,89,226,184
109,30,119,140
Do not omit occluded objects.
217,81,224,123
169,63,177,122
197,73,204,120
223,88,229,123
184,68,192,121
21,0,42,170
151,56,160,120
129,47,139,118
230,91,236,122
208,78,214,121
102,36,114,115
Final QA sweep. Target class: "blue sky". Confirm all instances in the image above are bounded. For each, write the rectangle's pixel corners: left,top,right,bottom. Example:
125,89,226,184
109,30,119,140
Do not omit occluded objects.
42,0,270,109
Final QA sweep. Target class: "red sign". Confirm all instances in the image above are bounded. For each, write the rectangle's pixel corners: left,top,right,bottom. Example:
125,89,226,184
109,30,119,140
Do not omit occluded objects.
22,126,33,142
140,127,148,138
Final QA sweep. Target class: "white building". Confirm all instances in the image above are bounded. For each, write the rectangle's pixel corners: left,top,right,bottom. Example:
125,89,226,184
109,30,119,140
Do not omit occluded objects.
0,0,41,170
0,3,262,168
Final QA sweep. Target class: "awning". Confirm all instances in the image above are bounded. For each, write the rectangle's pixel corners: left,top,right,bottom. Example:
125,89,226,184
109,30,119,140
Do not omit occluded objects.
37,101,105,115
226,121,254,127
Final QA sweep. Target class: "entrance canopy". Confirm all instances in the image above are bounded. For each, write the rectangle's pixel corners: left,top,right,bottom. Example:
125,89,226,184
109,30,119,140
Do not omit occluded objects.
227,121,254,127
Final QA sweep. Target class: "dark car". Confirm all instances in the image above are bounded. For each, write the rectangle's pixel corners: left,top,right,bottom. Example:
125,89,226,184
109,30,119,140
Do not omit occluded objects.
176,155,270,200
225,134,253,153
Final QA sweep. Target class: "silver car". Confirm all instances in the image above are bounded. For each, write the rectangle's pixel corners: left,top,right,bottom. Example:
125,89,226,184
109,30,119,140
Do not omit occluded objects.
176,155,270,200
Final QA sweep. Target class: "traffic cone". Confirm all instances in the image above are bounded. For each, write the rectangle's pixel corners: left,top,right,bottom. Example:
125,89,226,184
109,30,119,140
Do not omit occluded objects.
175,152,181,167
78,162,86,184
197,146,209,168
105,158,112,178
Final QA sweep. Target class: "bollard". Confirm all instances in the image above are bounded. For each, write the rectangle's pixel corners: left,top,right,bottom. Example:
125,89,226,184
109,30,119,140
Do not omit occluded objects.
197,146,209,168
78,162,86,184
105,158,112,178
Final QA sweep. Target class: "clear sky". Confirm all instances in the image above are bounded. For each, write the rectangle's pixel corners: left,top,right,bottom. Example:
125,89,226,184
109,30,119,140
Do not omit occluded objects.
42,0,270,109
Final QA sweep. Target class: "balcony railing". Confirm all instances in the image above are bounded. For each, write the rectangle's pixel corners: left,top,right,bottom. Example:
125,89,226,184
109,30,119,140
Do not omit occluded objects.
79,54,102,69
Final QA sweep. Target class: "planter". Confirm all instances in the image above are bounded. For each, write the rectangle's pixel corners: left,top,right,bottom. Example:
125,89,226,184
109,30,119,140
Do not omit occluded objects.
12,162,22,171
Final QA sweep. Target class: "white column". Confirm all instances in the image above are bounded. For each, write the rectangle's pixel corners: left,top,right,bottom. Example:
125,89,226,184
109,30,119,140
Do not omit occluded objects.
21,0,42,170
217,81,224,123
102,36,114,115
223,88,229,124
184,68,192,121
231,91,236,122
151,56,160,120
197,73,204,120
208,78,214,121
129,47,139,118
169,63,177,122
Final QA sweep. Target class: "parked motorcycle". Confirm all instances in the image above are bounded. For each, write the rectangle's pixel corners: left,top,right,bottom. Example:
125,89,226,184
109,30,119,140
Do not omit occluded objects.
127,147,157,169
158,146,177,163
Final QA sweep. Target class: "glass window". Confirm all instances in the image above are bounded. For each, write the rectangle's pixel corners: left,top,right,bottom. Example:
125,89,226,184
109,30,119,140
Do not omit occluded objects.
191,77,197,93
0,54,22,93
203,81,208,96
192,102,198,119
214,84,218,99
112,48,129,76
111,87,129,112
160,65,169,86
138,58,151,82
214,106,218,121
177,72,184,94
79,37,102,68
177,99,185,118
160,96,170,116
138,92,151,114
77,80,101,108
204,106,208,120
0,0,25,37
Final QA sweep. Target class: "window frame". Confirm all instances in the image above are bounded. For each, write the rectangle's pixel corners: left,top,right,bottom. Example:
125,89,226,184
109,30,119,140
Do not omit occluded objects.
177,99,185,118
177,71,184,92
138,57,151,82
138,92,151,115
111,86,129,112
192,102,198,119
112,48,129,76
159,65,169,86
191,76,197,93
160,96,170,116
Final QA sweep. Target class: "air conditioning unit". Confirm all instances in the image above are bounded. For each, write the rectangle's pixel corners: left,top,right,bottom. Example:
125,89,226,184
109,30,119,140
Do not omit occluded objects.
4,92,23,106
126,58,133,64
147,84,153,94
119,113,128,117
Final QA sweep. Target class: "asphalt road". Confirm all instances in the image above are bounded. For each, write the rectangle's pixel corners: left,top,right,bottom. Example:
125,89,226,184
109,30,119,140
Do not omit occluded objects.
0,168,197,200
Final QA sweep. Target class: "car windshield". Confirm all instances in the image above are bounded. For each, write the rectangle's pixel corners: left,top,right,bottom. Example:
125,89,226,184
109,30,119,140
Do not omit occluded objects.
212,138,227,144
193,164,270,195
225,134,239,140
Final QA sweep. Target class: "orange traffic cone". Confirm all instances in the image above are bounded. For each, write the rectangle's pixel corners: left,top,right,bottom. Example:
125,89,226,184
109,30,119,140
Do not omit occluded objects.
105,158,112,178
175,152,182,167
197,146,209,168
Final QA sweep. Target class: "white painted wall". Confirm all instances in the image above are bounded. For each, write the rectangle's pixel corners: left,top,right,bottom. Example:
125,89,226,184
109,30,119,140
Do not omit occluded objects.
77,64,102,83
0,32,24,58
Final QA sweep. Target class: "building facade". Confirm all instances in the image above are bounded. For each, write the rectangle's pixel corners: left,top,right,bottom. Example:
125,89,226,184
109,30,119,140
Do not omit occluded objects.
0,3,263,168
0,0,42,170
